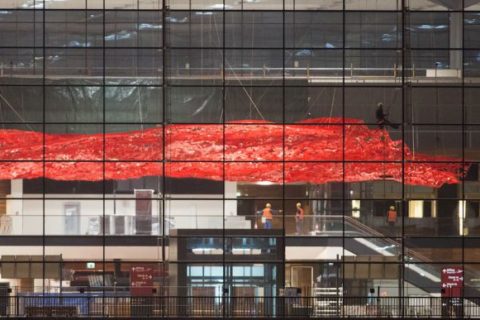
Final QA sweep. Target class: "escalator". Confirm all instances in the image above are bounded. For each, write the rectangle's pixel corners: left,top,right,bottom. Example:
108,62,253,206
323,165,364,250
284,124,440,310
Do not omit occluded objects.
306,215,480,297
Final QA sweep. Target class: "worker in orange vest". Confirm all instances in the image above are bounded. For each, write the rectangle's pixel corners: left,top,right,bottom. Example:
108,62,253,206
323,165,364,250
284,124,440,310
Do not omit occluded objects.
295,202,304,235
262,203,274,229
387,205,397,236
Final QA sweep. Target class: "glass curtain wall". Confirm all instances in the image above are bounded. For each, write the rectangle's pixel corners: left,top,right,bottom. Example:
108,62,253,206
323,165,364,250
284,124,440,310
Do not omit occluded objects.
0,0,479,318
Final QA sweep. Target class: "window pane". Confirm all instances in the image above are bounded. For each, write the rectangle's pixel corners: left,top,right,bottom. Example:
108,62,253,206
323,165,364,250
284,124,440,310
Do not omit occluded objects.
46,86,103,122
0,10,42,47
45,10,103,48
225,12,283,48
346,12,402,49
168,11,223,48
286,12,343,48
105,11,162,47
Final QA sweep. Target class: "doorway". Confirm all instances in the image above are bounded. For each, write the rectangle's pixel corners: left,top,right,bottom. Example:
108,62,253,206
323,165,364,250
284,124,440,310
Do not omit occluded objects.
185,263,278,317
64,203,80,235
290,266,313,297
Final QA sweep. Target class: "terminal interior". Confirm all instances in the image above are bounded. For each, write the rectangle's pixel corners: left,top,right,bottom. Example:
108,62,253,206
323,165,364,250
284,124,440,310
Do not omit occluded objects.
0,0,479,317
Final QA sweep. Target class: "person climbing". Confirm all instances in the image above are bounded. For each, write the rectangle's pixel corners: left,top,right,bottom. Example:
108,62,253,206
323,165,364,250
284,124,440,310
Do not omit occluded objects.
262,203,274,229
387,205,397,236
376,102,399,129
295,202,304,235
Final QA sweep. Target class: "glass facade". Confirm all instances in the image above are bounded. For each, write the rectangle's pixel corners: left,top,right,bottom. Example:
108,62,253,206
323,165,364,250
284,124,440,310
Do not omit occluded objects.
0,0,479,318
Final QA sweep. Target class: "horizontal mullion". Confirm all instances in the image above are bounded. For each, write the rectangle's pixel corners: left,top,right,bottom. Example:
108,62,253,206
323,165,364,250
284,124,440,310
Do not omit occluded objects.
6,122,165,125
2,46,479,50
0,196,452,200
0,84,164,87
0,159,462,164
2,122,476,127
0,8,164,12
3,83,472,88
0,46,164,50
0,8,473,13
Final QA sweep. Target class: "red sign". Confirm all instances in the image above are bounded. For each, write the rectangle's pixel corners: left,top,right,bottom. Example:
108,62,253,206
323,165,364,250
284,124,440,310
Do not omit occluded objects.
441,266,463,297
131,266,154,296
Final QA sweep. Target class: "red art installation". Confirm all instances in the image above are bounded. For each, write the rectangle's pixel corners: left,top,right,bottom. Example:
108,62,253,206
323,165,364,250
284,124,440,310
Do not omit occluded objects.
0,118,466,187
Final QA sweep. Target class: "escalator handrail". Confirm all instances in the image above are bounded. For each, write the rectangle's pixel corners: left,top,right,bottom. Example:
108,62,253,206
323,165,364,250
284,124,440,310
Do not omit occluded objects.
343,215,433,263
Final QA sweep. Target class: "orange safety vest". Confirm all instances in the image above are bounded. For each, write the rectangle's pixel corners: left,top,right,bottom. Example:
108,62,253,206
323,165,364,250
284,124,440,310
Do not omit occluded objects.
262,208,273,220
387,210,397,223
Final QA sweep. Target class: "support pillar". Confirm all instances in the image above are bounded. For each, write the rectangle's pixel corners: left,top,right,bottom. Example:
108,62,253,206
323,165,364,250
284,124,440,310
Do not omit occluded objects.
224,181,237,216
449,12,463,72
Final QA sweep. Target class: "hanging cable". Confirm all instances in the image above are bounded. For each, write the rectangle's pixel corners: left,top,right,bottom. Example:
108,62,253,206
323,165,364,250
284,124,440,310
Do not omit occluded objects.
0,92,33,130
329,87,337,120
212,9,265,121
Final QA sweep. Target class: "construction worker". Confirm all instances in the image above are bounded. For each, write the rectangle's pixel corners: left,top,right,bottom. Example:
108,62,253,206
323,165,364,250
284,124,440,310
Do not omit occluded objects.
295,202,304,235
262,203,274,229
376,102,399,129
387,205,397,236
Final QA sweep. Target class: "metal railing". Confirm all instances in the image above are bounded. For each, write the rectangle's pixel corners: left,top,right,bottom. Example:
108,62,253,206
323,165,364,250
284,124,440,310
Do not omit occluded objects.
0,63,475,83
1,295,479,318
3,213,480,237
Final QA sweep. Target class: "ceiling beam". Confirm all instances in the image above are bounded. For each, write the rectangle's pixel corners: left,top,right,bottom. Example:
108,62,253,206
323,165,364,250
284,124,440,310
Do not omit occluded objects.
428,0,480,9
466,0,480,8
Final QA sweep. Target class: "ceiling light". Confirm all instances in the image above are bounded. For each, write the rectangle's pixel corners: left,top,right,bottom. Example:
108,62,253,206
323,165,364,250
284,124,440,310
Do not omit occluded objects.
256,181,274,186
208,4,233,9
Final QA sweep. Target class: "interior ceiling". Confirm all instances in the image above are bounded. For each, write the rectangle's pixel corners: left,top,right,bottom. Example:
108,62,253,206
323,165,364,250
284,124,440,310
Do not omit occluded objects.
430,0,480,9
2,0,480,9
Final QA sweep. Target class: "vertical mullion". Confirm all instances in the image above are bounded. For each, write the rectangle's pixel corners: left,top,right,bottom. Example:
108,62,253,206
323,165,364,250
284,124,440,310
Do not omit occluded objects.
461,0,466,307
101,0,106,315
401,0,407,316
161,1,167,316
341,0,346,317
282,0,286,315
42,0,46,299
222,0,226,317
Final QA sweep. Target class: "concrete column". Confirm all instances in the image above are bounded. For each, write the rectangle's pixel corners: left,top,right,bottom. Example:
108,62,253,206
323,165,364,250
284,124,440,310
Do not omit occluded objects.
7,180,23,235
437,184,458,235
10,179,22,196
449,12,463,72
224,181,237,216
0,180,10,215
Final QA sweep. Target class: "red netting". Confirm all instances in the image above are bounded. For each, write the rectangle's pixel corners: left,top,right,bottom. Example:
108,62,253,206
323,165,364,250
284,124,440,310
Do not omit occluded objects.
0,118,466,187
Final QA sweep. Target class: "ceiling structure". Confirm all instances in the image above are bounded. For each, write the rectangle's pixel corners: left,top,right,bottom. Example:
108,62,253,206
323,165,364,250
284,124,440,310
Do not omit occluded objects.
1,0,480,10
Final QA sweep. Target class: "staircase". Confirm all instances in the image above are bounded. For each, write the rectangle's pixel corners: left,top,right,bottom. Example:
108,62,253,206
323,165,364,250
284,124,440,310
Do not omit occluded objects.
312,286,343,317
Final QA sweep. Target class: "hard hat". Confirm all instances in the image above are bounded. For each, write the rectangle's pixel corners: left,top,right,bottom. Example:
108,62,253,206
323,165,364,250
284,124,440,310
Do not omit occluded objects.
266,203,271,208
390,206,395,210
296,202,302,207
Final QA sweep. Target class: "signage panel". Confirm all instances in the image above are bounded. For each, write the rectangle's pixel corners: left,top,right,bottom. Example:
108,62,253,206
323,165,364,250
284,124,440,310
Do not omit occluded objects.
441,266,463,298
131,266,154,296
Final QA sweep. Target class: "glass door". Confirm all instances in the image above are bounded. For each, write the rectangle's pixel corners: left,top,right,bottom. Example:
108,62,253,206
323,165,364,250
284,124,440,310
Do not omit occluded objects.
186,265,224,317
224,263,278,318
